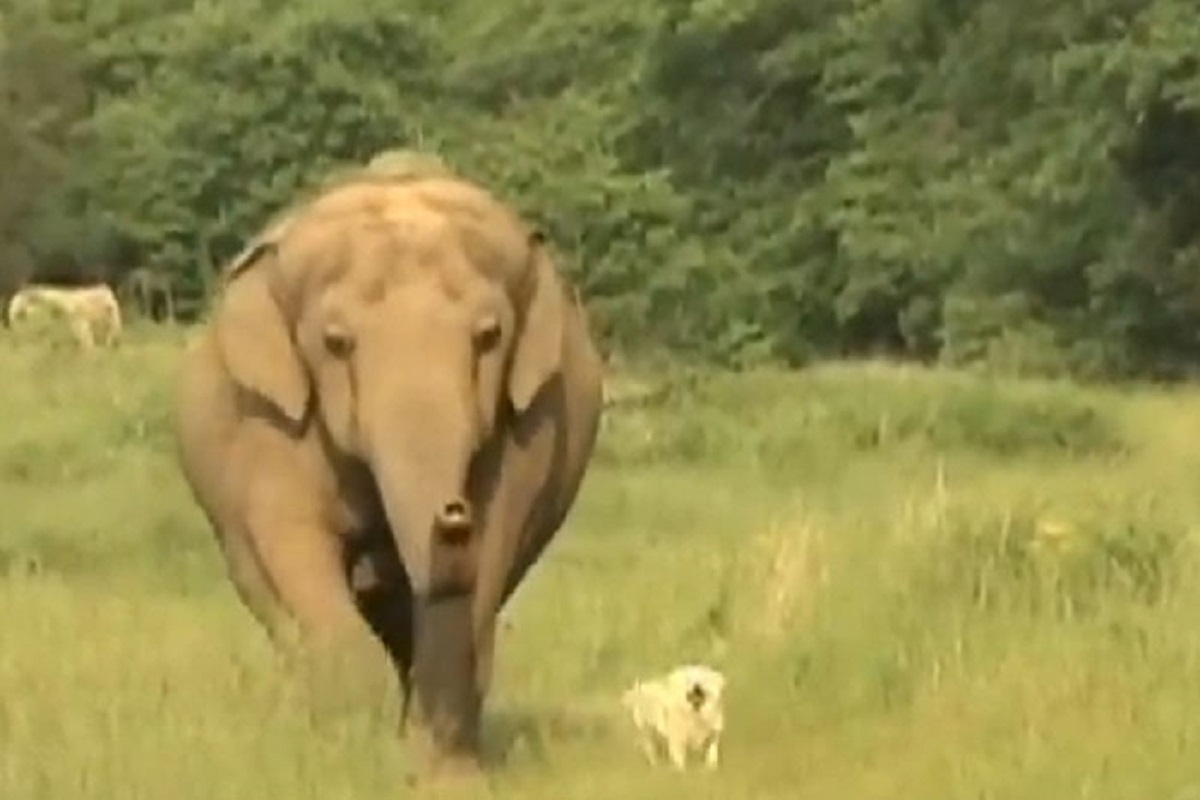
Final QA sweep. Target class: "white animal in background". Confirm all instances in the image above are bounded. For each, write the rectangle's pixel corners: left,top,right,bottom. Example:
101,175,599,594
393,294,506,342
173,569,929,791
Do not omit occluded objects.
621,663,726,771
6,283,123,348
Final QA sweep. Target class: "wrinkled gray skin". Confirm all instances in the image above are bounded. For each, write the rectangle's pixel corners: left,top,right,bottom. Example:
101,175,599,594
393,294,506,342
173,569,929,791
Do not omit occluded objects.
172,170,604,777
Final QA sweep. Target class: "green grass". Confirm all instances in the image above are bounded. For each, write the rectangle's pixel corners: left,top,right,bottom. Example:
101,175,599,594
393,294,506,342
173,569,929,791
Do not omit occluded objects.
3,327,1200,798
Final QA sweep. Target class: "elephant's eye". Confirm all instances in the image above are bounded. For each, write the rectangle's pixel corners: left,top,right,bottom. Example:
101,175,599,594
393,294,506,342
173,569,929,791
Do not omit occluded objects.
323,324,355,358
473,315,501,352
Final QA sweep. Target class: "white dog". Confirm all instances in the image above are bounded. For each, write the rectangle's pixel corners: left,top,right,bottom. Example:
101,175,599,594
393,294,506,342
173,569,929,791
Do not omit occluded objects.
621,664,726,770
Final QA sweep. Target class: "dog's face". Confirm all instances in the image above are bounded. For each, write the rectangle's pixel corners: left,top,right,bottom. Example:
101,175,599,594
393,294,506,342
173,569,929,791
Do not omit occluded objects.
670,664,725,718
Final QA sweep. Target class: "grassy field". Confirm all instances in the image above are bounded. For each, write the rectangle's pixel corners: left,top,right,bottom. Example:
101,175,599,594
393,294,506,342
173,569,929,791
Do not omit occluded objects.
3,326,1200,799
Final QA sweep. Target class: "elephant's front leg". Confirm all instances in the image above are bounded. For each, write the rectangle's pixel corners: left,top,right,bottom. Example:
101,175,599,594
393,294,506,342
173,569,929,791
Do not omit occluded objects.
217,528,292,648
473,614,499,701
349,557,416,733
247,516,400,718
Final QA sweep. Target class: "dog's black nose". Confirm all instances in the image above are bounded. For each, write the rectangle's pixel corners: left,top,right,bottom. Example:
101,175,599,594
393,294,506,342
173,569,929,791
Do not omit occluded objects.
687,683,707,710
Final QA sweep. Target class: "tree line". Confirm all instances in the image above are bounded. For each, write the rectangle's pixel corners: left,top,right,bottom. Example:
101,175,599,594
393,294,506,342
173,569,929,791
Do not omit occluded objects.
2,0,1200,379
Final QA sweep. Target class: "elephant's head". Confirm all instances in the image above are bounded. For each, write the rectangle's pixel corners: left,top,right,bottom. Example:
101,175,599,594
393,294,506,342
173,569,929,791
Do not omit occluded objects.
213,176,567,599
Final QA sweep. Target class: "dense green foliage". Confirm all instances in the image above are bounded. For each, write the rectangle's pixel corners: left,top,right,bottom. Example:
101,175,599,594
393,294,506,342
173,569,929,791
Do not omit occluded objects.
4,0,1200,377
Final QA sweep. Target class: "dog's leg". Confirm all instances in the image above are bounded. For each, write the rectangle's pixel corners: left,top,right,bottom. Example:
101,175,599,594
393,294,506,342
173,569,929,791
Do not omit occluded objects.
704,737,720,770
666,734,688,771
638,729,660,765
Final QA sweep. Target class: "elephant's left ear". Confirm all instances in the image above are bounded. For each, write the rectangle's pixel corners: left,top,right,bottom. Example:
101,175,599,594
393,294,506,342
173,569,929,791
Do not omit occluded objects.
508,231,565,414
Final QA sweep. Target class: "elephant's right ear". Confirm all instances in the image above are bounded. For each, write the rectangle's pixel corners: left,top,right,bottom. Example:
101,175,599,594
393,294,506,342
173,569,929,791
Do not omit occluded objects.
215,240,311,426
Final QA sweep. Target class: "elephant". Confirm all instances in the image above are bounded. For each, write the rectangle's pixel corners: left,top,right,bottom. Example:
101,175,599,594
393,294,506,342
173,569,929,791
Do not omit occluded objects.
172,163,605,776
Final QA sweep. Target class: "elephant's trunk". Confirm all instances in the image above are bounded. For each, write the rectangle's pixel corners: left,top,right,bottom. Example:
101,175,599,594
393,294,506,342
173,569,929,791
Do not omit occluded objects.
365,379,484,760
368,414,478,600
357,299,481,596
409,593,481,758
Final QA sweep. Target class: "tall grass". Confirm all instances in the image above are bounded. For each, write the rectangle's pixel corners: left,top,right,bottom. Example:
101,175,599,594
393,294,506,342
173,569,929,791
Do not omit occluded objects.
2,331,1200,798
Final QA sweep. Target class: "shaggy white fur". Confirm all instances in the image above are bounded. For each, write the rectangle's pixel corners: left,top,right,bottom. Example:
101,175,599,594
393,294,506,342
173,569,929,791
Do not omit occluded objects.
621,664,726,770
